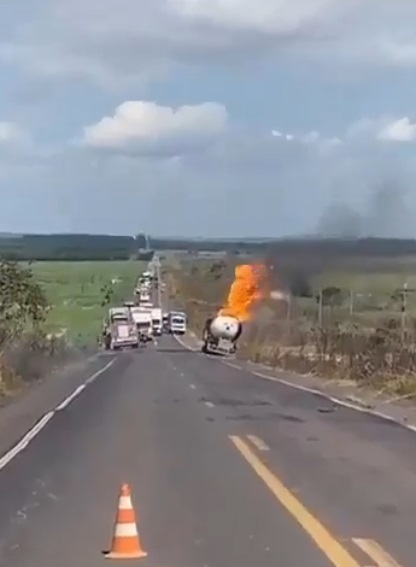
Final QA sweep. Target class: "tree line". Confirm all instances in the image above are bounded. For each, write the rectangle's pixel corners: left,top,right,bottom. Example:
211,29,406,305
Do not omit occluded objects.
1,233,416,261
0,234,144,261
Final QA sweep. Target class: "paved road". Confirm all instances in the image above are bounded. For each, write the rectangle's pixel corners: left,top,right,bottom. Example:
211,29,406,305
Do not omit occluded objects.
0,337,414,566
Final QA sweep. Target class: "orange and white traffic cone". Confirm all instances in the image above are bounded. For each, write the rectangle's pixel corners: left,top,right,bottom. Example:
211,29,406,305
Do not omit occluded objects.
105,483,148,560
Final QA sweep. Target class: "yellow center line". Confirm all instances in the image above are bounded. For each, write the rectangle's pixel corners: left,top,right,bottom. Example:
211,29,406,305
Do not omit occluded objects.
229,435,361,567
352,538,403,567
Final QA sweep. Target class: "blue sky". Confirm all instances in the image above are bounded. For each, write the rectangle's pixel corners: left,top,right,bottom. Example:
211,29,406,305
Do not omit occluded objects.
1,0,416,237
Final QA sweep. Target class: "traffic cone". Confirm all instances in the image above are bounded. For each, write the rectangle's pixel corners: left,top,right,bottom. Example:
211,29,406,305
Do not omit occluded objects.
105,483,148,559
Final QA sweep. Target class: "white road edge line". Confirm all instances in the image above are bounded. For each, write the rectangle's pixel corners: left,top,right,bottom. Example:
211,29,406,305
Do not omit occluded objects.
173,334,416,433
55,384,86,411
0,358,116,472
223,361,242,370
174,334,198,352
247,434,270,451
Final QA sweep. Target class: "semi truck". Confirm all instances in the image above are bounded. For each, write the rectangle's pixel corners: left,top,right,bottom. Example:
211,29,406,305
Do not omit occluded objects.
103,307,139,351
151,307,163,336
201,315,242,355
130,307,153,343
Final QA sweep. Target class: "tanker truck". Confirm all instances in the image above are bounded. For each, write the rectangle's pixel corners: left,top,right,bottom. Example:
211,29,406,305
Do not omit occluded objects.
201,315,243,355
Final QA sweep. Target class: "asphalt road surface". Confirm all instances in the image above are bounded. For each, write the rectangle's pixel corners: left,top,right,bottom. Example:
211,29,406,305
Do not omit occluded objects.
0,336,414,566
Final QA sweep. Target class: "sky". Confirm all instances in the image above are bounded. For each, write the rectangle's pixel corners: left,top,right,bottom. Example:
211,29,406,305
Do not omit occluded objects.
1,1,416,238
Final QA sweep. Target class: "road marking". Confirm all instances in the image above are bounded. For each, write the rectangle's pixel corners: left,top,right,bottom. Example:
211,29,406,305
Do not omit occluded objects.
0,411,55,471
352,538,403,567
190,384,196,389
252,370,279,382
223,361,242,370
247,434,269,451
174,335,198,351
0,358,116,472
205,401,214,408
55,384,86,410
230,435,360,567
84,359,116,386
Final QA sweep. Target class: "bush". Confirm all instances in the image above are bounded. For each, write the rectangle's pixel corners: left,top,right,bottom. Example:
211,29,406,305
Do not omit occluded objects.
0,260,74,396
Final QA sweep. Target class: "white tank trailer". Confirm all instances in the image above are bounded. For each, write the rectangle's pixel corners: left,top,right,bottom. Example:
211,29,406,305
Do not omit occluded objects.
201,315,243,355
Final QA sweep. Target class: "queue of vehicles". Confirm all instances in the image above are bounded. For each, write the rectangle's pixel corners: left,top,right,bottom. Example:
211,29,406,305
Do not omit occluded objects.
102,263,187,351
101,258,243,356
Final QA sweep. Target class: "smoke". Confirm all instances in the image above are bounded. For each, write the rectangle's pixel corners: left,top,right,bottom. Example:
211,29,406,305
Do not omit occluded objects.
317,176,413,239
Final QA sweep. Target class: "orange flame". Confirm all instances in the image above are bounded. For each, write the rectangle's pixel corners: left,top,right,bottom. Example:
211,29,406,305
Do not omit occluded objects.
218,263,265,322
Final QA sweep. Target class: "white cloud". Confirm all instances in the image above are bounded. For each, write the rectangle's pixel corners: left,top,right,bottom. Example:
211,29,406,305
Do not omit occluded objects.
167,0,342,35
0,121,40,172
82,100,227,156
271,128,342,156
2,0,416,88
343,116,416,144
0,107,415,237
377,117,416,142
0,121,29,145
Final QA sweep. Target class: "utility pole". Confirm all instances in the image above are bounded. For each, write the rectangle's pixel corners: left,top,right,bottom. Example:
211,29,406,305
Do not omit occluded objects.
394,281,416,341
349,289,354,317
286,293,291,321
156,256,162,309
317,288,323,327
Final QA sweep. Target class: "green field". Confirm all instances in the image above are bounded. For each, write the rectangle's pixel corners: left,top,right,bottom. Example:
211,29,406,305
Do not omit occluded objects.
30,261,142,345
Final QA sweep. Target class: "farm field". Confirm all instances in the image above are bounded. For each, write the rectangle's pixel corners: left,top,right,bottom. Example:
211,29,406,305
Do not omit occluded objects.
30,260,142,345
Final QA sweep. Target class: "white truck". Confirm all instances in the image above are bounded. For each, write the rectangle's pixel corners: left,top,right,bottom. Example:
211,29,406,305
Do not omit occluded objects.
168,311,187,335
103,307,139,350
151,307,163,336
201,315,242,355
130,307,153,343
139,290,151,303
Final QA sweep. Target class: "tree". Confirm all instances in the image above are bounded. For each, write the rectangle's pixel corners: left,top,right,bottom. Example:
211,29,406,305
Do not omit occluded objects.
0,260,48,346
321,286,343,306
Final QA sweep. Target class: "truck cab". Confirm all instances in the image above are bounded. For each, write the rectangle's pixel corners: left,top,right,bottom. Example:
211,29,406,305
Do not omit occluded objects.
168,311,187,335
105,308,139,350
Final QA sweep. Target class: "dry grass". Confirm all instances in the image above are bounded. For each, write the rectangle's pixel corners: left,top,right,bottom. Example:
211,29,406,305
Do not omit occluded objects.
170,257,416,398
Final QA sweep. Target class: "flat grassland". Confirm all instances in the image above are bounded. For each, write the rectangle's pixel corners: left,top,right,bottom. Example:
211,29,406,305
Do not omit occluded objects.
31,260,142,345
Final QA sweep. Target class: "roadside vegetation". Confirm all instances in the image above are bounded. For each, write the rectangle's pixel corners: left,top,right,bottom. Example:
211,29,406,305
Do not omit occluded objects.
0,259,141,399
169,253,416,399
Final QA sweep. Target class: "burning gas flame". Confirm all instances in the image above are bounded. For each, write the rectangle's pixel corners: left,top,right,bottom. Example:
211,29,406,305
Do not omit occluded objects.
218,263,265,322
